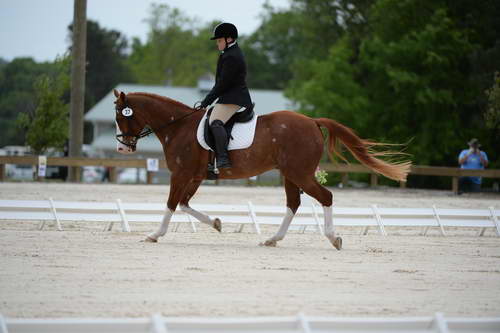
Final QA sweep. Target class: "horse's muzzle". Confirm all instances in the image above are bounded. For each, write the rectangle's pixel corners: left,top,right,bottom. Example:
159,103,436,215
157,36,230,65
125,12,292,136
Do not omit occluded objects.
117,143,136,154
116,136,137,154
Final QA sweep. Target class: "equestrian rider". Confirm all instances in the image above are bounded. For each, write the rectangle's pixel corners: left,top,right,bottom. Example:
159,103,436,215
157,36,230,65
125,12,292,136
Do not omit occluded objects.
197,22,253,169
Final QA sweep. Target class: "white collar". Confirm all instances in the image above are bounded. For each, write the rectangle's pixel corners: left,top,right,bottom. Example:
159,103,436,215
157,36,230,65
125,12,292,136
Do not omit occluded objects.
222,41,236,53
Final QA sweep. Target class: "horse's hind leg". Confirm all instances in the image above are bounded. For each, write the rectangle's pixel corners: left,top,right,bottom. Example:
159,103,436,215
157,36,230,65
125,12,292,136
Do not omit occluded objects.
291,176,342,250
179,180,221,232
261,178,300,247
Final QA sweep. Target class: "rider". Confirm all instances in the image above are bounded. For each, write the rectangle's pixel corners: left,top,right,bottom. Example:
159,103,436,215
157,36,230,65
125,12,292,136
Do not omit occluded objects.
197,22,252,169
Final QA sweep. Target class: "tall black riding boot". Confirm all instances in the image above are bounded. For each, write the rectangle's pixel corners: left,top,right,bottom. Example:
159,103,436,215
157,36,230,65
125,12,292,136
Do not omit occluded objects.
210,120,232,169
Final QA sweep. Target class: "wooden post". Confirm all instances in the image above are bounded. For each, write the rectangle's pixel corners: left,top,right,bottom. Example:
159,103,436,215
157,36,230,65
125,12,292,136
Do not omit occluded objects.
452,177,459,194
147,171,154,184
109,167,117,183
341,173,349,187
0,164,5,181
370,173,378,187
68,0,87,181
74,166,81,182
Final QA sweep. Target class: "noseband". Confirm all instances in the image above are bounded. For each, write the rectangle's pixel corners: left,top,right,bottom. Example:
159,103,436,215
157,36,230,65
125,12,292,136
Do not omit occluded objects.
116,127,152,149
115,107,200,149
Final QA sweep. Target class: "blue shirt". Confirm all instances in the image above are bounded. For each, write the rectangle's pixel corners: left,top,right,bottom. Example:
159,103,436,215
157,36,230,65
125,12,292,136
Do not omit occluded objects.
459,149,488,184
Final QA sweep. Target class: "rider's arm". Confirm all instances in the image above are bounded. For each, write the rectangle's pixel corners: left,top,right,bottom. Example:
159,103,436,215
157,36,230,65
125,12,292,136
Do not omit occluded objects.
480,151,489,167
458,150,471,165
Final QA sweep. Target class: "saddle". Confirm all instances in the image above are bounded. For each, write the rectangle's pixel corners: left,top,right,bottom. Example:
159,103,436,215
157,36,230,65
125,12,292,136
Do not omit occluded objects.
199,104,255,180
203,103,255,152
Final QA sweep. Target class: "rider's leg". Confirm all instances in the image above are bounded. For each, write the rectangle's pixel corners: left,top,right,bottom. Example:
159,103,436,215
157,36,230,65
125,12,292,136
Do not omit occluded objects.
209,104,240,169
209,104,240,124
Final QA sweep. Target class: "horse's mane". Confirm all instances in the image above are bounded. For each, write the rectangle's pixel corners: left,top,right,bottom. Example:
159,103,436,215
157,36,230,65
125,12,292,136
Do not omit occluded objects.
128,92,194,111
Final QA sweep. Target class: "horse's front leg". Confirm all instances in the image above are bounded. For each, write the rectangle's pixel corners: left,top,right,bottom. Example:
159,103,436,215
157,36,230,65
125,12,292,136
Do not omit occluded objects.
145,175,189,242
179,180,221,232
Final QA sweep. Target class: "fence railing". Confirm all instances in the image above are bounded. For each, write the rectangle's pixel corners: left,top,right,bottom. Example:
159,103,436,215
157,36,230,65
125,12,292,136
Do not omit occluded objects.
1,156,499,193
320,162,500,193
1,198,498,236
2,313,500,333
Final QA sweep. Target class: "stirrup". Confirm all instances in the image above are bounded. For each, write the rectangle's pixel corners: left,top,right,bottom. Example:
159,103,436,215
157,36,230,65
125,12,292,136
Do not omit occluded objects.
207,163,218,180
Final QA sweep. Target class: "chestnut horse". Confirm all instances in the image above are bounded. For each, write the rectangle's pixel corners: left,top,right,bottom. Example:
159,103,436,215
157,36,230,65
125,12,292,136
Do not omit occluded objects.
113,89,410,250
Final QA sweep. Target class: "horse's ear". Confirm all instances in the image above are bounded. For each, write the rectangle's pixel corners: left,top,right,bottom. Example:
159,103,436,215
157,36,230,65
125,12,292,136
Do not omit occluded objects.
119,91,126,103
113,89,120,98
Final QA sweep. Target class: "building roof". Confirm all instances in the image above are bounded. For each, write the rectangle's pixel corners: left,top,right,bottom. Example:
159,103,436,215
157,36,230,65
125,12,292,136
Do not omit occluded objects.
85,83,294,123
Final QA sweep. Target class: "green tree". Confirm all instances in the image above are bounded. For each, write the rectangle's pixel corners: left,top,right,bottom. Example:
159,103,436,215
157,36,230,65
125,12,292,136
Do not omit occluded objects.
279,0,500,189
0,58,53,147
485,72,500,167
127,4,217,86
287,0,481,166
288,37,369,127
485,72,500,131
241,0,373,89
16,56,70,155
240,4,302,89
358,2,475,165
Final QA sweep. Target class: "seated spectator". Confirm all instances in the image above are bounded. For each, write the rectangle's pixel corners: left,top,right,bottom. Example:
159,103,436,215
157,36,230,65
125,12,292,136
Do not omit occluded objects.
458,138,488,194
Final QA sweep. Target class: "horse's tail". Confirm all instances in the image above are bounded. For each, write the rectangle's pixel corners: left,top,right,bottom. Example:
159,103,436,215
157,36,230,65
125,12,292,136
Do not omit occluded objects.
314,118,411,182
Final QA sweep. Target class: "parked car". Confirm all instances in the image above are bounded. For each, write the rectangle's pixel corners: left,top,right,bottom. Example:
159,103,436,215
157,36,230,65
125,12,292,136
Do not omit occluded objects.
1,146,34,181
5,164,34,181
82,166,105,183
117,168,147,184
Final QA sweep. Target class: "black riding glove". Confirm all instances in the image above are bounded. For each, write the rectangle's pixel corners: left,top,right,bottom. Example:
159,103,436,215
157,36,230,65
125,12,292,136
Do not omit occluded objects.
194,101,205,110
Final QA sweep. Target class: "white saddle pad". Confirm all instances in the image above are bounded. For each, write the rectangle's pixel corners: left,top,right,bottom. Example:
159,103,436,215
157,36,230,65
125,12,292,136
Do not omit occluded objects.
196,110,258,151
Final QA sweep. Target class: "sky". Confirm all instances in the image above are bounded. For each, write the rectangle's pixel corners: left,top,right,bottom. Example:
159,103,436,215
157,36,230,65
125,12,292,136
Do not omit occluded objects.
0,0,290,63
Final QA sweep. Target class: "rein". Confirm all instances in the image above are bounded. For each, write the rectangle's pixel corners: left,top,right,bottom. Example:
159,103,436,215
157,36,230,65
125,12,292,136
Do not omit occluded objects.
116,108,201,148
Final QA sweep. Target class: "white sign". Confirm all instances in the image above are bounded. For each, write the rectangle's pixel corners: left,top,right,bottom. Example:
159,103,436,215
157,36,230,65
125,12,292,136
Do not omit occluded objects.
38,155,47,177
146,158,159,172
122,107,133,117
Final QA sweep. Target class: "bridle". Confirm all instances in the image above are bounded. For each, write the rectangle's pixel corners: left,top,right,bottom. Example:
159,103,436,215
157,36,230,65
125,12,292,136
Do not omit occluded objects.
116,107,201,149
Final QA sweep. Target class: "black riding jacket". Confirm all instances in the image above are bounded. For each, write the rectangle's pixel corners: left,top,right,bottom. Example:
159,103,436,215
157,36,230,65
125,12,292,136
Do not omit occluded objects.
201,42,252,108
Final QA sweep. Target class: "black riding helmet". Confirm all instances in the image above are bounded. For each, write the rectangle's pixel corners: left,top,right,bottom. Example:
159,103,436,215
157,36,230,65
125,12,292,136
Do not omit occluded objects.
210,22,238,40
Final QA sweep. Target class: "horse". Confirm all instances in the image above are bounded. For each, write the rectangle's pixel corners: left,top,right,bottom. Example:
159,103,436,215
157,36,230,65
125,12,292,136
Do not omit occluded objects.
113,89,411,250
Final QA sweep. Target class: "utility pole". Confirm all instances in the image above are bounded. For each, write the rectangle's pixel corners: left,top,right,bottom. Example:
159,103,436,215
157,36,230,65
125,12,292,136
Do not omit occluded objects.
69,0,87,181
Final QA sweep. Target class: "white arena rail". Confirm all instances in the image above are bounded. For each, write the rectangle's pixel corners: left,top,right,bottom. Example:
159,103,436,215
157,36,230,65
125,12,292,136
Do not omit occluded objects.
1,313,500,333
0,199,498,237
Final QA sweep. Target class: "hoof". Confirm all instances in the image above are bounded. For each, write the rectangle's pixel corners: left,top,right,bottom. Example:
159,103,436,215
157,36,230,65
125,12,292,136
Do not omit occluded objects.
141,236,158,243
259,239,277,247
331,236,342,250
213,218,222,233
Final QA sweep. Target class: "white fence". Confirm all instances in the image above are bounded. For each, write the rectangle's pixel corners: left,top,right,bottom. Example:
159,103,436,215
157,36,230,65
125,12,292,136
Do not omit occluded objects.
0,199,499,236
1,313,500,333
